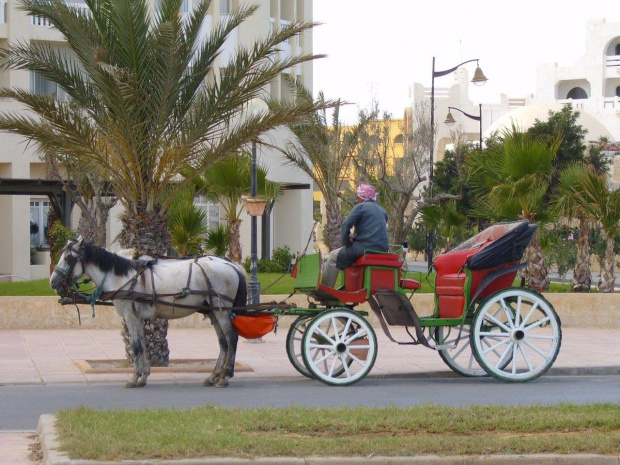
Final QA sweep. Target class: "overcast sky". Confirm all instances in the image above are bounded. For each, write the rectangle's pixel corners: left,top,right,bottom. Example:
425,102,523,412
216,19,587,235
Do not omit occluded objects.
313,0,620,123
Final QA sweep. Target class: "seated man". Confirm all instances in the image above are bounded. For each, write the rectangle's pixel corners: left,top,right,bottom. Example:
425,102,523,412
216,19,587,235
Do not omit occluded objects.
321,183,389,288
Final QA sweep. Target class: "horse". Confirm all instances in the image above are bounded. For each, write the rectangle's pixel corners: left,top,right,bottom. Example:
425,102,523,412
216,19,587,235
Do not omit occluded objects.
50,237,247,388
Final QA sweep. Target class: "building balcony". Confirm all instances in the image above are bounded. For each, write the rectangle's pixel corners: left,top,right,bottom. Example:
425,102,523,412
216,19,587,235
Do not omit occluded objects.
605,55,620,79
30,2,89,26
557,98,586,109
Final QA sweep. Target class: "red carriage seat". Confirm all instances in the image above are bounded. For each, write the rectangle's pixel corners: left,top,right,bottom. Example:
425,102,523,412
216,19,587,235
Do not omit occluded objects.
433,221,534,318
344,252,419,294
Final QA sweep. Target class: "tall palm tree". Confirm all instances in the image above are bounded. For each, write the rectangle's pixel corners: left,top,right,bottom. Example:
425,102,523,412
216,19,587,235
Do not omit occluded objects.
467,127,561,290
0,0,326,365
274,82,360,251
194,153,280,263
555,164,593,292
567,170,620,292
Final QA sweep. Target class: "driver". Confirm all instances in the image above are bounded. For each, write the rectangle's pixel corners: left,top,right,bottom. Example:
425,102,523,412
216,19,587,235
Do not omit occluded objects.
320,183,389,288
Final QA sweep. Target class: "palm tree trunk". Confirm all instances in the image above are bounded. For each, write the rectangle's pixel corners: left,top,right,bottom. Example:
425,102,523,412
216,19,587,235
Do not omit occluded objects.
523,230,550,291
572,216,591,292
324,197,342,251
119,203,171,367
226,218,242,263
597,235,616,293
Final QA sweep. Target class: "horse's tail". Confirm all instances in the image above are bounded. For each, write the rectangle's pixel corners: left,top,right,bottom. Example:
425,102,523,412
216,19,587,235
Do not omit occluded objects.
231,264,248,307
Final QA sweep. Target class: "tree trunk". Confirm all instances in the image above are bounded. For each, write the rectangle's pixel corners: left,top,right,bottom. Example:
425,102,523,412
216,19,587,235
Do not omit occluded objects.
523,230,549,291
324,198,342,251
119,203,171,367
597,235,616,293
226,218,242,263
572,216,591,293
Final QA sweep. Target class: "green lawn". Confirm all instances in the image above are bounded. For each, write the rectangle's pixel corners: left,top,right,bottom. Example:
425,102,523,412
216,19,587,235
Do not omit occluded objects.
55,404,620,461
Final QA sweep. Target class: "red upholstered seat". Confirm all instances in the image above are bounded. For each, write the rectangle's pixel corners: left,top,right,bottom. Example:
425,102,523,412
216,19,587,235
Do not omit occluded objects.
399,278,420,290
353,253,402,267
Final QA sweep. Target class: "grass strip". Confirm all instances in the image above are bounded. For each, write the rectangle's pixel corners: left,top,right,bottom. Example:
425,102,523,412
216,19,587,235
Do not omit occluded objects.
55,404,620,461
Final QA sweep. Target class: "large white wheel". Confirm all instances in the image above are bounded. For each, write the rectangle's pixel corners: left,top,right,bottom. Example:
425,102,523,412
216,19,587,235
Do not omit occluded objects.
436,325,488,377
301,308,377,386
470,288,562,382
286,316,315,378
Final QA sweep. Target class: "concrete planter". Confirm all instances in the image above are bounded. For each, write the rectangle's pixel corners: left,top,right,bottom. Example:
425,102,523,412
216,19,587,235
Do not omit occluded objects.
0,293,618,330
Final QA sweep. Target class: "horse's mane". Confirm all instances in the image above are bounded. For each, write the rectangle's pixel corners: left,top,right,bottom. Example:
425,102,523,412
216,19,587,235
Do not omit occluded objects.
82,243,141,276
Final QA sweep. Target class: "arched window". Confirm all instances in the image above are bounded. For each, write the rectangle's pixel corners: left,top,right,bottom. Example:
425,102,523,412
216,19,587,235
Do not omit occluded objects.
615,44,620,55
567,87,588,100
394,134,404,145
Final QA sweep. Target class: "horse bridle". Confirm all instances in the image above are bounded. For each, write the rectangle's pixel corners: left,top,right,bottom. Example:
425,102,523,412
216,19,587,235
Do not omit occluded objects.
54,240,86,291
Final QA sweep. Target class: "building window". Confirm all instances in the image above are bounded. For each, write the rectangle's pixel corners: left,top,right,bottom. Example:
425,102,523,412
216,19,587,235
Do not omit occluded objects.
194,196,220,230
220,0,231,14
616,86,620,97
566,87,588,100
30,199,50,247
31,71,68,101
616,44,620,56
394,134,404,145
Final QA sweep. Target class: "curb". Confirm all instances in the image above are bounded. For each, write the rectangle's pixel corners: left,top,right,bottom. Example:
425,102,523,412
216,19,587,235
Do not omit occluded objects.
38,415,620,465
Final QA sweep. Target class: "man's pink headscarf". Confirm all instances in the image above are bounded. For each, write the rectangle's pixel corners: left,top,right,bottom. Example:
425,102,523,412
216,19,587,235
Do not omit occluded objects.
357,183,376,201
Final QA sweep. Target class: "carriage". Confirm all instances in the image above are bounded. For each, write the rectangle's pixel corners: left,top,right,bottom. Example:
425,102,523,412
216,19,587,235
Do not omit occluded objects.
52,219,561,388
280,219,562,386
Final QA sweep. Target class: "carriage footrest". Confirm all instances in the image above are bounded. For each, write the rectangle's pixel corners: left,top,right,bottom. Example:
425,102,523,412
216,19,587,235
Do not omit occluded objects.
399,279,420,290
372,290,417,326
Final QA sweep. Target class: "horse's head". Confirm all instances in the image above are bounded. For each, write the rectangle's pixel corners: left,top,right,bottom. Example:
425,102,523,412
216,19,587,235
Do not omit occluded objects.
50,236,86,295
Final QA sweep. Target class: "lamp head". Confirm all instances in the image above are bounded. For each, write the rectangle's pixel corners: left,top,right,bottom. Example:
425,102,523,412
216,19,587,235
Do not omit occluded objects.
471,64,488,86
444,110,456,126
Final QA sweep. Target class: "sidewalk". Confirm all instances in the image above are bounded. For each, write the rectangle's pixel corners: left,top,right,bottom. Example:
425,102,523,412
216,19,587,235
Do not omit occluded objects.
1,326,619,465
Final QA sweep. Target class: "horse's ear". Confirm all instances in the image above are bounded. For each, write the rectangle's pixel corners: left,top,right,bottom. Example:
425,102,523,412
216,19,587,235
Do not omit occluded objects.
75,235,84,244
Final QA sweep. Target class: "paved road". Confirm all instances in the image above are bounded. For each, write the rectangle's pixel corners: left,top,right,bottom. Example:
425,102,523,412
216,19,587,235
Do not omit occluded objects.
3,374,620,430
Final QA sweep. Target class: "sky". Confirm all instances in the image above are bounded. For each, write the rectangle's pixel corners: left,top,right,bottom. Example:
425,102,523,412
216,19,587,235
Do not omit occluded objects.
313,0,620,123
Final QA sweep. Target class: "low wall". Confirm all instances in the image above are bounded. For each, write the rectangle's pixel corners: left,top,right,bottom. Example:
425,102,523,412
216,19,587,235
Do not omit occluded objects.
1,293,619,329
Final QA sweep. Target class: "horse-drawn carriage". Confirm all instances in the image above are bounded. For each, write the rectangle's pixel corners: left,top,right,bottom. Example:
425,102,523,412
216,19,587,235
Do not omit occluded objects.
51,219,561,388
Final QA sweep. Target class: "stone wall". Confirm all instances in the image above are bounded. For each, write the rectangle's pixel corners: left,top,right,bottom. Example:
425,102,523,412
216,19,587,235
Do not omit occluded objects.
1,293,618,329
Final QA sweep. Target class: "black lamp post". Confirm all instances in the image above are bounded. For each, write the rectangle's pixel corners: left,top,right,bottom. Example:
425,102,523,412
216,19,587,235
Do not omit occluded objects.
244,100,268,306
428,57,487,268
444,104,483,149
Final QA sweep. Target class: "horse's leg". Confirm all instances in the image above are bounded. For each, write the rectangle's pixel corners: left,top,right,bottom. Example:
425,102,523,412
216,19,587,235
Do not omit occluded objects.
203,311,228,387
121,304,150,388
208,309,238,388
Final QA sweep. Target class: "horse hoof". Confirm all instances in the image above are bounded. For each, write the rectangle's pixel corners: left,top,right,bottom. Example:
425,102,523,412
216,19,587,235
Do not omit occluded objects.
203,378,215,387
137,380,147,388
125,381,137,388
215,379,229,388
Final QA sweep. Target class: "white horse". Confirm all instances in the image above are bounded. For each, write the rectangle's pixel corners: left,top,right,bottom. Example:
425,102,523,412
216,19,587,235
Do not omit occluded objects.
50,237,247,388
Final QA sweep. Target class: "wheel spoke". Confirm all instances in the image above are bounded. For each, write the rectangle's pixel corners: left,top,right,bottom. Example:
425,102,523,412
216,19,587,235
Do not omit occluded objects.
523,338,551,358
514,296,522,326
316,327,336,345
329,317,341,342
524,316,551,331
511,343,518,374
481,335,507,358
495,341,514,369
501,299,516,329
521,301,540,326
482,336,511,355
344,330,368,345
483,312,512,333
478,331,510,337
518,343,534,371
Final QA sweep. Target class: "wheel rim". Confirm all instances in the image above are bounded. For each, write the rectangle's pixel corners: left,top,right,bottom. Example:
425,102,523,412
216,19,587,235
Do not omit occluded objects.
285,316,314,378
471,289,561,382
436,325,488,377
302,309,377,386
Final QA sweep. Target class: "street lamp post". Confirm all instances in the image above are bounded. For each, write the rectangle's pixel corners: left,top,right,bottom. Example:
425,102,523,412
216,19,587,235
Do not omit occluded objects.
244,99,268,306
428,57,487,268
444,103,483,148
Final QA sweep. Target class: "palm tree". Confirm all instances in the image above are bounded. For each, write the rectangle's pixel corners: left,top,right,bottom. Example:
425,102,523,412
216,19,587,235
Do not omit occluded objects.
167,188,208,257
419,200,467,251
555,164,593,292
274,82,360,251
467,127,561,290
194,153,280,263
566,170,620,292
0,0,326,365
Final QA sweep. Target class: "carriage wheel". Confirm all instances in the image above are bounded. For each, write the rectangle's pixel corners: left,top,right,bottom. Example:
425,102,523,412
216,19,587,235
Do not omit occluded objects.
436,325,487,377
470,288,562,382
286,315,314,378
301,308,377,386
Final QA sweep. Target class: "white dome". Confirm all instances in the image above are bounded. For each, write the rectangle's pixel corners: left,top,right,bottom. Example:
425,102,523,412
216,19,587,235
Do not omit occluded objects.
484,103,614,141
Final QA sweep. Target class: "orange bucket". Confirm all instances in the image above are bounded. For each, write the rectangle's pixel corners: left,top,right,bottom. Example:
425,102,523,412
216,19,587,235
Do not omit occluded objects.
232,314,277,339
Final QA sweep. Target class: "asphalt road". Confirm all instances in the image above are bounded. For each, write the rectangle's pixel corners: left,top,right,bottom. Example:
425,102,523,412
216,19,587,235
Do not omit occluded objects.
2,375,620,430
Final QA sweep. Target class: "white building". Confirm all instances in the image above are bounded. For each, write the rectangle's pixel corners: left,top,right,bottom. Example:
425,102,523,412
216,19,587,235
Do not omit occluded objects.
411,18,620,184
0,0,315,281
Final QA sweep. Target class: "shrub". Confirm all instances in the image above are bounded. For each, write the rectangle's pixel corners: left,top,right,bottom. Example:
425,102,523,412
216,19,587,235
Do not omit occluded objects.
243,246,294,273
48,221,77,265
